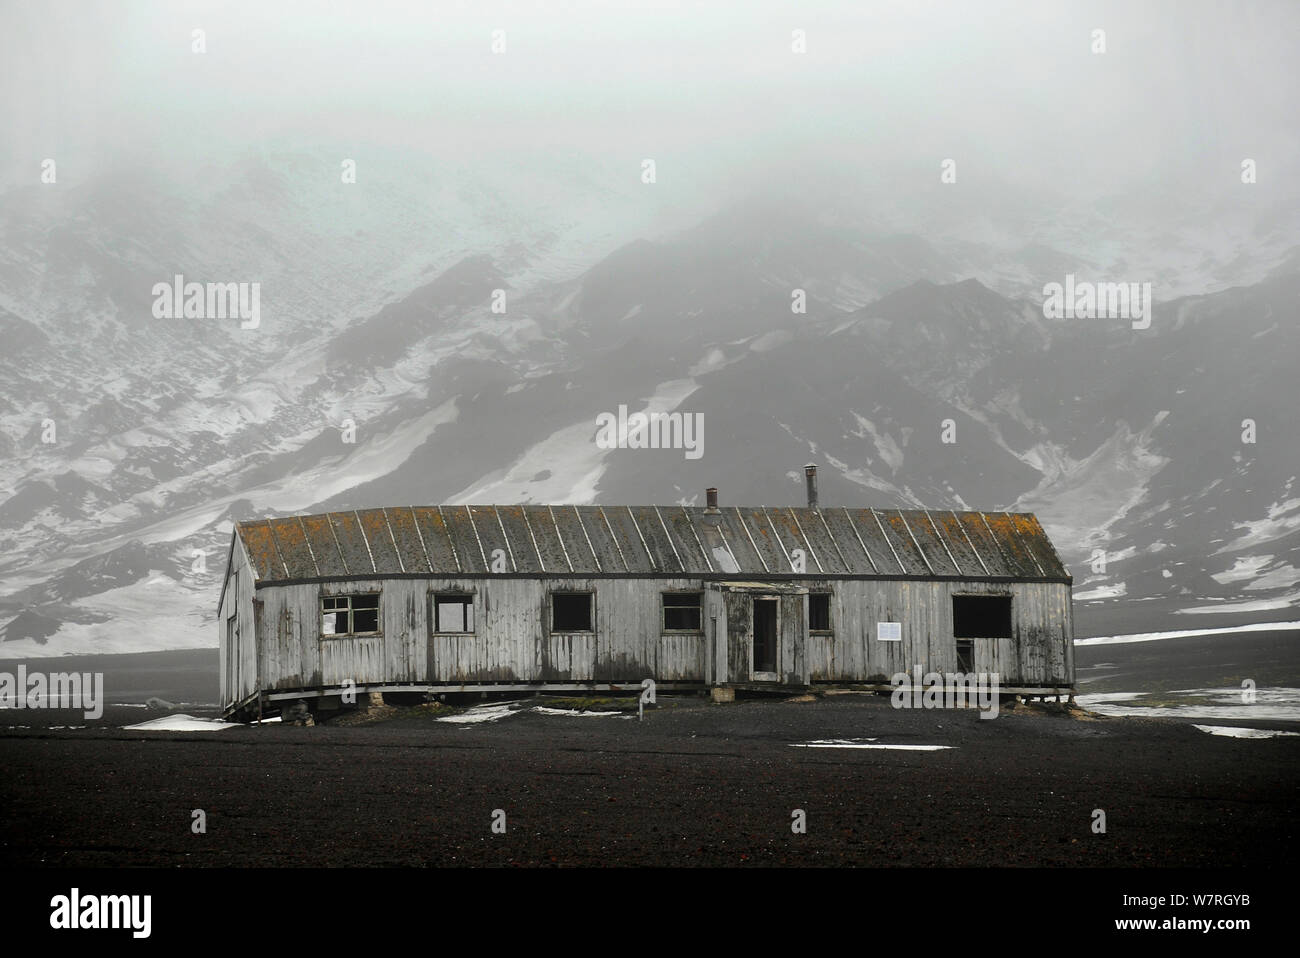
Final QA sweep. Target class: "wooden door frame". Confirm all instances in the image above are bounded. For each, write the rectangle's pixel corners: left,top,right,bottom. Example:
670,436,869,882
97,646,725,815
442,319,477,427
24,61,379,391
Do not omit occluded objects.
751,595,780,682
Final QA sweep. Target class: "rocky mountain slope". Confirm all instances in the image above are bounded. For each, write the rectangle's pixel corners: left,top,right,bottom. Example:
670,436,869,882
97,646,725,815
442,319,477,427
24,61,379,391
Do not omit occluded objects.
1,156,1296,653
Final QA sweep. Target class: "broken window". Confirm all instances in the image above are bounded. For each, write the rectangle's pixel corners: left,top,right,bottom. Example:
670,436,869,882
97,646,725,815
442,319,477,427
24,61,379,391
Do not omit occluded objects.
952,595,1012,639
433,593,475,633
808,592,832,632
956,639,974,672
321,593,380,636
551,592,593,632
662,592,703,632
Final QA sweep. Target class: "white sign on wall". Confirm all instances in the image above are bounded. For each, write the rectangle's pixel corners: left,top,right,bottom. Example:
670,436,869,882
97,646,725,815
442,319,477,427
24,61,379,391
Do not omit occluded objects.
877,622,902,642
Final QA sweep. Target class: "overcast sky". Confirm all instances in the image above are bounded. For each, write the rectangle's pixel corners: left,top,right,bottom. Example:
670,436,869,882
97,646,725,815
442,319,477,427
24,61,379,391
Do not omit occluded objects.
2,0,1298,208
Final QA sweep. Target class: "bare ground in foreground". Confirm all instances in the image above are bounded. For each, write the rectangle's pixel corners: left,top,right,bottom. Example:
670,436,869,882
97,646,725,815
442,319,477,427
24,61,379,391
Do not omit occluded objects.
1,693,1296,867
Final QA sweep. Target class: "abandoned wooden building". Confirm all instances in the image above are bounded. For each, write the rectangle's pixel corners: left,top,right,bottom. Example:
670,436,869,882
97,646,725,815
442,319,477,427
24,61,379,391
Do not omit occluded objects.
218,466,1074,718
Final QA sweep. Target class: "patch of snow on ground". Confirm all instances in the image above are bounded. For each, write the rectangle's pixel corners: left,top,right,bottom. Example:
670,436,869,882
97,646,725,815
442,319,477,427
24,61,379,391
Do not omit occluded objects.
1075,621,1300,645
1193,725,1299,739
1177,598,1298,614
125,714,241,731
435,702,527,724
790,738,953,751
1077,687,1300,722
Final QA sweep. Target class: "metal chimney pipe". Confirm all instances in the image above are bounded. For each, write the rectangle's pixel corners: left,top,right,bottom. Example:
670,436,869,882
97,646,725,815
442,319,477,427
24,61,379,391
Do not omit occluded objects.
705,487,720,513
804,464,818,510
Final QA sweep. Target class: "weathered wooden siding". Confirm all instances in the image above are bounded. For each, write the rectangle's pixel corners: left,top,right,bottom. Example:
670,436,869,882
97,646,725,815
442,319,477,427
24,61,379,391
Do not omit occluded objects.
724,591,749,682
233,573,1072,704
702,587,726,685
779,592,808,684
218,536,259,709
254,578,421,692
800,579,1073,687
713,586,811,685
249,576,711,693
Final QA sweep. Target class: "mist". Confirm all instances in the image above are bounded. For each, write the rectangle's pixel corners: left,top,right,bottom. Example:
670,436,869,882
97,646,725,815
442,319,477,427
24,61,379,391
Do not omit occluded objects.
4,0,1298,226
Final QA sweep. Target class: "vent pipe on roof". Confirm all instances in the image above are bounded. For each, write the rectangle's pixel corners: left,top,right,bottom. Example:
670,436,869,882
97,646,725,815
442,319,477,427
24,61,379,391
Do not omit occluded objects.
704,487,720,514
804,464,819,510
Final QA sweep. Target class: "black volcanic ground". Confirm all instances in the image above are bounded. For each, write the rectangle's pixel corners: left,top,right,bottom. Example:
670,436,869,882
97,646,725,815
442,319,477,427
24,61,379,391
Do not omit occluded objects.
2,626,1296,867
1,687,1296,868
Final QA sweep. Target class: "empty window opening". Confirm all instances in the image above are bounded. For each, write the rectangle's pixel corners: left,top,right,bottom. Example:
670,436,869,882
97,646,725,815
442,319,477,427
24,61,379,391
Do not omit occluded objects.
662,592,703,631
322,593,380,636
552,592,594,632
956,639,974,673
433,594,475,633
952,595,1012,639
808,593,831,631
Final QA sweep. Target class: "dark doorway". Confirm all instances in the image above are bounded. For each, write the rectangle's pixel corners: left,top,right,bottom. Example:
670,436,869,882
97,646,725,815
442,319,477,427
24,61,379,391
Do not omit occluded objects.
753,598,778,676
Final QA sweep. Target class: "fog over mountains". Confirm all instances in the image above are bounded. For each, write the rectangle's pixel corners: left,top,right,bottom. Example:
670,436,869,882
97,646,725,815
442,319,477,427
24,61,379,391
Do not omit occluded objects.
2,147,1297,654
1,1,1298,654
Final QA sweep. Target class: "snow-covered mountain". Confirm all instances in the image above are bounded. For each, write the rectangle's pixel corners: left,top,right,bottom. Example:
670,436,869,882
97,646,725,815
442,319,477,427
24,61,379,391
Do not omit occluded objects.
1,153,1297,655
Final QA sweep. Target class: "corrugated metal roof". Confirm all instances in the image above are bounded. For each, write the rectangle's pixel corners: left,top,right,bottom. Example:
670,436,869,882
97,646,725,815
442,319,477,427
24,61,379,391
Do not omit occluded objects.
235,506,1069,583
